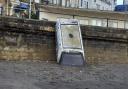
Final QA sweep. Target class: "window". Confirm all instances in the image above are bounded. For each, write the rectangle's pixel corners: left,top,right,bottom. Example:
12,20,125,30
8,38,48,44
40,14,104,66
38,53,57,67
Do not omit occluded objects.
81,0,83,7
102,7,104,10
125,21,128,29
108,20,118,28
118,21,125,28
96,4,100,10
84,1,88,8
87,2,88,8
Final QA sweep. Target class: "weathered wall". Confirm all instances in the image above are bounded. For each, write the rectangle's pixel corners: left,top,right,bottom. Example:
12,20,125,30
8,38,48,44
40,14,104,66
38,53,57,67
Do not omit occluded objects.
82,26,128,64
0,17,128,64
0,31,56,61
85,40,127,64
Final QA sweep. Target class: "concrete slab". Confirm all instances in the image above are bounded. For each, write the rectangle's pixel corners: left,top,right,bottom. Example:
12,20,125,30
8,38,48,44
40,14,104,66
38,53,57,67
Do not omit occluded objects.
0,61,128,89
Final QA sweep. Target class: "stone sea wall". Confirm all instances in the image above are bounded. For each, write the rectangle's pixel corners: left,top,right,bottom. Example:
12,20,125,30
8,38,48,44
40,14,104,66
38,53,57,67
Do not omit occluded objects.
0,17,127,64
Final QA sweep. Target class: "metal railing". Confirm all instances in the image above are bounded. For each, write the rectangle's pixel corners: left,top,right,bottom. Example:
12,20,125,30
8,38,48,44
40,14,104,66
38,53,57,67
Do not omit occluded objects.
0,7,3,15
39,9,128,29
0,6,39,19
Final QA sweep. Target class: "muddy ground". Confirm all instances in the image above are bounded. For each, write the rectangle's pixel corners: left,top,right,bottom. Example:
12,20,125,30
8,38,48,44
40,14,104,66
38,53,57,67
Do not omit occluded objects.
0,60,128,89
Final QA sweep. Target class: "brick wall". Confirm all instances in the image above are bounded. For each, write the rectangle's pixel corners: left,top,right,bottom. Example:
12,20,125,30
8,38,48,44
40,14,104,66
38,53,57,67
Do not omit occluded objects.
0,17,127,64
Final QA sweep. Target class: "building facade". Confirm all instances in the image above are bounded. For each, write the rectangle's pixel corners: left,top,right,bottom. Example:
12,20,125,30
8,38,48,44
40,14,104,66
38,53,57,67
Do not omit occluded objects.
45,0,117,11
81,0,117,11
39,5,128,29
123,0,128,4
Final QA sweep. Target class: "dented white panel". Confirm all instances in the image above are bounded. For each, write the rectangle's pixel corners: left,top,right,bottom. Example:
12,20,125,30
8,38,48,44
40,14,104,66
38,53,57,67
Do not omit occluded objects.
61,25,81,49
56,18,85,65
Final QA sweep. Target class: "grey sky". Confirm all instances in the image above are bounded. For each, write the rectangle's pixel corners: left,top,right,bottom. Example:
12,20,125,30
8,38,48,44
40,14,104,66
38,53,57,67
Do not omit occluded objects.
117,0,123,5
